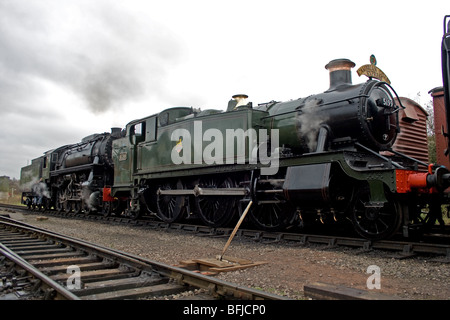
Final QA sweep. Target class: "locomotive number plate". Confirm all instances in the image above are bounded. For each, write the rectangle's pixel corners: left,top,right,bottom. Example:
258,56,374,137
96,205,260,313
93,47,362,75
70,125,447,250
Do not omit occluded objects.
119,152,128,161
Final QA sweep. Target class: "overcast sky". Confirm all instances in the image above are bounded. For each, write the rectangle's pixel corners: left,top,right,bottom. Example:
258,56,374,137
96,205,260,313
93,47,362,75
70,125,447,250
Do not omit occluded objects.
1,0,449,179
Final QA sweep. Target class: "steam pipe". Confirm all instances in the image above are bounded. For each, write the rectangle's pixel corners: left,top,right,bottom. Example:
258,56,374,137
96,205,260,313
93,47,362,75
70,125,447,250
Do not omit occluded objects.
316,126,329,152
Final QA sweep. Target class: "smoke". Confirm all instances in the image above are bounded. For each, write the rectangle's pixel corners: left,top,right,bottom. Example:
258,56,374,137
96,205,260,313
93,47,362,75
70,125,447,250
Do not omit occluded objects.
19,169,49,198
0,1,186,178
21,177,50,200
297,98,329,151
33,181,51,199
19,170,39,192
0,0,183,114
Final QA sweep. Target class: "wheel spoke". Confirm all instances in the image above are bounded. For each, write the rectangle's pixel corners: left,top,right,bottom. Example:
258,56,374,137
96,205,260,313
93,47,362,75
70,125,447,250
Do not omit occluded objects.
195,177,237,227
156,180,185,223
249,189,295,231
351,186,402,240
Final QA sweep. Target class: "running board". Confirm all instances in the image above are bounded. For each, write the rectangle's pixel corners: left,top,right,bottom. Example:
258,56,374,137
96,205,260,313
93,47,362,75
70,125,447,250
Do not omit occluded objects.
157,186,248,196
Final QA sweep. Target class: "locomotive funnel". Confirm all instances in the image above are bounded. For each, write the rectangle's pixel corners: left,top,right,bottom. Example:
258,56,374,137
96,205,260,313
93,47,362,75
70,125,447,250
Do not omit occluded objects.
228,94,249,111
111,127,122,138
325,58,355,91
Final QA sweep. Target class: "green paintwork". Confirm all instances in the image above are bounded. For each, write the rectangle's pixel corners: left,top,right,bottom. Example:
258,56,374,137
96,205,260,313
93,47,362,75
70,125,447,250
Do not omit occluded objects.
261,100,301,148
112,106,268,188
111,103,396,204
20,154,50,191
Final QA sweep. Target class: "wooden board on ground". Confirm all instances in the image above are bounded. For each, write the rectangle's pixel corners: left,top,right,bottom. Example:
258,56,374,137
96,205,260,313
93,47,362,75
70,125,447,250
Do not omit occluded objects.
176,256,267,275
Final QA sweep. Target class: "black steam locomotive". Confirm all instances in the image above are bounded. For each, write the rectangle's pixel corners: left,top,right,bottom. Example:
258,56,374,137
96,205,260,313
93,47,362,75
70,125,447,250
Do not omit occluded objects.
20,17,450,241
20,129,122,214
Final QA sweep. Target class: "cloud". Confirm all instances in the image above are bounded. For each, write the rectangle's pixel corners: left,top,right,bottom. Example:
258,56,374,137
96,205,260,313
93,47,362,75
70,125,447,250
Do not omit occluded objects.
0,0,187,178
0,0,183,114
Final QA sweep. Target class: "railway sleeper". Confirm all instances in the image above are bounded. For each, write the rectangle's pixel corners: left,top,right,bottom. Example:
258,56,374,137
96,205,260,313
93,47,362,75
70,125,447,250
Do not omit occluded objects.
0,239,51,246
29,255,101,268
39,260,118,276
50,264,139,283
0,234,32,240
79,282,187,300
3,243,64,251
72,272,168,296
22,250,86,261
15,246,74,256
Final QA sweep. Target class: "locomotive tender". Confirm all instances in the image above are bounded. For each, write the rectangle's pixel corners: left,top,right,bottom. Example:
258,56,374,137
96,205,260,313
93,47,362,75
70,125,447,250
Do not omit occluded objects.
20,16,450,240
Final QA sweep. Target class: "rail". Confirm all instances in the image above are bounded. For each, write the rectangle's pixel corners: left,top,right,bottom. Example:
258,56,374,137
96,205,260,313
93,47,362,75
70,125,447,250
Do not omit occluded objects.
2,203,450,260
0,217,288,300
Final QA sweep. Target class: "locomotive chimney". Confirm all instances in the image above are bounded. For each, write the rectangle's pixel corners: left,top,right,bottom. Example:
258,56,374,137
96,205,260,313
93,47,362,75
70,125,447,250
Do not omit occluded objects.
325,58,356,91
111,127,122,138
227,94,249,111
233,94,249,108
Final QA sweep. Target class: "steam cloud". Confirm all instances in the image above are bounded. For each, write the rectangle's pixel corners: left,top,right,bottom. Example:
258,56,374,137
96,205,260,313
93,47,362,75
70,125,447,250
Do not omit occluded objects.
297,98,329,151
20,170,50,199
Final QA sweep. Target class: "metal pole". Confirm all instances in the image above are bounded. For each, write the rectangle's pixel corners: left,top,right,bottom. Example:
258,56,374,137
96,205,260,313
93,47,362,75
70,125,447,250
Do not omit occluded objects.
218,200,253,261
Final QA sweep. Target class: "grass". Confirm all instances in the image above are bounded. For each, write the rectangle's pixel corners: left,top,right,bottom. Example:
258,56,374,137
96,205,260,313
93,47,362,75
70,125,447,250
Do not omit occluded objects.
0,195,25,206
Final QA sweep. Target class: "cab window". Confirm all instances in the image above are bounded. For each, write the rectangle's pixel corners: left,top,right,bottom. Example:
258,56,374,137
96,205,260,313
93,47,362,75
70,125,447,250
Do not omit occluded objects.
130,122,146,144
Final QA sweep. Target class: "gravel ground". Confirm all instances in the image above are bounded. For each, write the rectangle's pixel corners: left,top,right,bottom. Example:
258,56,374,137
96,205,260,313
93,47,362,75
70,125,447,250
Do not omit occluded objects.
3,210,450,300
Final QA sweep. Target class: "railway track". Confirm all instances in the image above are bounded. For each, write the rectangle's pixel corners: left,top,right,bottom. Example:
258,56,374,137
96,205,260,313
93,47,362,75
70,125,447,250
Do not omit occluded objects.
2,203,450,261
0,216,287,301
